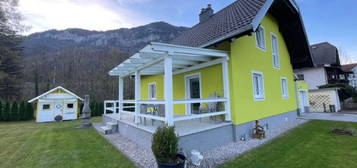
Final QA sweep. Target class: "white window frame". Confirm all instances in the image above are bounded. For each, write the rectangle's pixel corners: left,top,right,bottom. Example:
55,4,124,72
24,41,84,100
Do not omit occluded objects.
255,26,266,51
148,82,157,100
252,71,265,101
281,77,289,99
271,32,280,69
184,73,202,114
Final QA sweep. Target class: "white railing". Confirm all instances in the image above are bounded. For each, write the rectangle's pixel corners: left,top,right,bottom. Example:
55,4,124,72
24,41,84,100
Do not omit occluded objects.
104,98,228,124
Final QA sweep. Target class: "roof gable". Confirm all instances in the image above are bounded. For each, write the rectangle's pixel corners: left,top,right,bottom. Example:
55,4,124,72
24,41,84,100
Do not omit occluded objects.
28,86,83,103
170,0,313,69
310,42,340,67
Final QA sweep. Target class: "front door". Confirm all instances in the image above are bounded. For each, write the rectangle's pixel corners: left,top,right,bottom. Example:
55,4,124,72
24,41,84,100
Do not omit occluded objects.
54,101,63,118
186,74,201,114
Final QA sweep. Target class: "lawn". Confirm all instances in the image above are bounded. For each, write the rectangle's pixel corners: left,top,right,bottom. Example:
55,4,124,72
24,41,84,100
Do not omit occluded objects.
221,120,357,168
0,117,136,168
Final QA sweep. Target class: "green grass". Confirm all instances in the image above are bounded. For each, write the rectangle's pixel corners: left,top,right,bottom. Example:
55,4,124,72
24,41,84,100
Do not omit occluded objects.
0,117,136,168
221,120,357,168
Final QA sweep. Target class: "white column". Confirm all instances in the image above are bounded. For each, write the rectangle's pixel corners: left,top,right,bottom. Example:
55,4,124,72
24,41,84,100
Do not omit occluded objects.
222,59,231,121
164,54,174,126
134,71,141,124
118,77,124,119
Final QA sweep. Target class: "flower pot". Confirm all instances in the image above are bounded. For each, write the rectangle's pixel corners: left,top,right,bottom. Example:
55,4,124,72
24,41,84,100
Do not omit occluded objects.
157,153,186,168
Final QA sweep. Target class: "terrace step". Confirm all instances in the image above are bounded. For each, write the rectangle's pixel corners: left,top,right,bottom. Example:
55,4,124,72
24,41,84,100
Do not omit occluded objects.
106,122,118,133
100,126,112,135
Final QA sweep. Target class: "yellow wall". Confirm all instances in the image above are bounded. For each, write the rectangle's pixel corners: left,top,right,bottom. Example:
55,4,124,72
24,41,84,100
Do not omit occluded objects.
140,14,298,125
225,14,298,124
141,64,223,115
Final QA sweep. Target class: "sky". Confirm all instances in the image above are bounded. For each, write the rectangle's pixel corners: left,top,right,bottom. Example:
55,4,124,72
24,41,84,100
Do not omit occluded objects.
18,0,357,62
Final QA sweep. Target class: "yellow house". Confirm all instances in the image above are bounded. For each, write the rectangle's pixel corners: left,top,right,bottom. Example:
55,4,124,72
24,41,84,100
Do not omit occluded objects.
102,0,314,152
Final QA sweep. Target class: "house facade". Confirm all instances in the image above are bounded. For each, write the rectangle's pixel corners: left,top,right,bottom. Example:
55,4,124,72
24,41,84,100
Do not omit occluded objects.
294,42,347,89
341,63,357,88
102,0,314,153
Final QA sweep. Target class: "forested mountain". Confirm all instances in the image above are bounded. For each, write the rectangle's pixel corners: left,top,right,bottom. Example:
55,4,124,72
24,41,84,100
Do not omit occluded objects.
21,22,188,101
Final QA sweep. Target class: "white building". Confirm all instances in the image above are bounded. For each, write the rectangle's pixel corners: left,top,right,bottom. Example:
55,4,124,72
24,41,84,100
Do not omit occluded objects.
28,86,83,122
341,63,357,88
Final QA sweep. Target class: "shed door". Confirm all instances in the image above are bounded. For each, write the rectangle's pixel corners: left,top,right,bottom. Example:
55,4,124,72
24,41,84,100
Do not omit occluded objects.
63,100,77,120
38,102,54,122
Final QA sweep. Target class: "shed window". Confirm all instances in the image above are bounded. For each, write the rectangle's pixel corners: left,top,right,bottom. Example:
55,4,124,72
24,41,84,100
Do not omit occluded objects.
281,77,289,98
252,71,265,100
67,103,74,109
148,83,157,100
43,104,50,110
255,26,266,50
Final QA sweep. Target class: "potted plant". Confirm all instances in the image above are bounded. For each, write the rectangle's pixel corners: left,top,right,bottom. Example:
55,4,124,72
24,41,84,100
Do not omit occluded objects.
151,125,185,168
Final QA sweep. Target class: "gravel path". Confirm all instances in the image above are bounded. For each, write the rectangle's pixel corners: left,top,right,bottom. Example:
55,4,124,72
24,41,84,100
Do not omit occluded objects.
94,119,308,168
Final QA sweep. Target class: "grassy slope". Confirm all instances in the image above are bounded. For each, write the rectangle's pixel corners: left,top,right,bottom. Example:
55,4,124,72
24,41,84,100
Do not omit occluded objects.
0,117,136,168
221,120,357,168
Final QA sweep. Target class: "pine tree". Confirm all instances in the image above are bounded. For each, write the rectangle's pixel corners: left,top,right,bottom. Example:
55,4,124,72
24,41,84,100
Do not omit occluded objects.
0,100,3,121
19,101,26,121
3,102,10,121
99,102,104,116
26,103,34,120
11,102,19,121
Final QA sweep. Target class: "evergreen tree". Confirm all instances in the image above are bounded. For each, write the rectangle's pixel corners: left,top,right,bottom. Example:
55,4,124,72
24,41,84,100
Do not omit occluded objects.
19,101,25,120
99,102,104,116
0,100,3,121
26,103,34,120
3,102,10,121
11,102,19,121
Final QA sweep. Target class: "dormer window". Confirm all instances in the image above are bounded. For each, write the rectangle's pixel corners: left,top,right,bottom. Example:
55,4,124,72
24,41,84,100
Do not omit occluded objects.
255,26,266,50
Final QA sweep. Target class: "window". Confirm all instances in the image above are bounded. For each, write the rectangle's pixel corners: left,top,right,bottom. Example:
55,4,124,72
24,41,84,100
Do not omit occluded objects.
252,71,265,100
67,103,74,109
297,74,304,80
271,33,280,68
148,83,156,100
281,77,289,98
255,26,266,50
43,104,50,110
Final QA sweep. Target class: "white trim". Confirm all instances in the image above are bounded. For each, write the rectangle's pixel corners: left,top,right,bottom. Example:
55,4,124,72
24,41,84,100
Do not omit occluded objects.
251,71,265,101
28,86,83,103
184,73,202,115
173,111,227,122
164,55,174,126
148,82,157,100
222,60,231,121
280,77,289,99
134,71,141,123
255,25,266,51
271,32,280,69
118,77,124,118
173,98,227,104
173,58,226,75
251,0,274,31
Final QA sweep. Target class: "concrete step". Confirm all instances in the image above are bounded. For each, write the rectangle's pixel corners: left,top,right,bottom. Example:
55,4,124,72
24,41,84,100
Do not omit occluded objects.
100,126,112,135
106,122,118,133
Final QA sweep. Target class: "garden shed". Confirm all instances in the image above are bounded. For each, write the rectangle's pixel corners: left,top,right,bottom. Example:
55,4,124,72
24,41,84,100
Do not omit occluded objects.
28,86,83,122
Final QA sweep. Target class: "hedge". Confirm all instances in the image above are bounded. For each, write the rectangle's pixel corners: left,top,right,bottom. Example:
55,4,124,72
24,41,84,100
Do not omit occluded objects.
0,101,34,122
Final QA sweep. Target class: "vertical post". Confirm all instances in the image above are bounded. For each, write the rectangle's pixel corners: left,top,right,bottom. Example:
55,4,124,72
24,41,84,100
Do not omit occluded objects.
164,54,174,126
134,71,141,124
222,59,231,121
118,77,124,119
104,101,107,115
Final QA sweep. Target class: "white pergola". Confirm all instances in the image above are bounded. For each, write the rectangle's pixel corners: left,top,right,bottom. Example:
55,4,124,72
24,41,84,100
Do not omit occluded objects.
106,42,231,126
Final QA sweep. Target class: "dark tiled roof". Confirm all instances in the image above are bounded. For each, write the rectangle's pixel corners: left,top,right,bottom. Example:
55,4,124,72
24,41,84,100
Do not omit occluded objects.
310,42,340,66
171,0,266,47
341,63,357,72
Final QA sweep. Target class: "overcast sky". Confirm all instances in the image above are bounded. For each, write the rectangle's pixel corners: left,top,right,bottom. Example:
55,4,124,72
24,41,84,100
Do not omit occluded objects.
18,0,357,62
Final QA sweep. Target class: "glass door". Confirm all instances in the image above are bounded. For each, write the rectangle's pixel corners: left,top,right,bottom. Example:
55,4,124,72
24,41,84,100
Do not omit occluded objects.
186,74,201,114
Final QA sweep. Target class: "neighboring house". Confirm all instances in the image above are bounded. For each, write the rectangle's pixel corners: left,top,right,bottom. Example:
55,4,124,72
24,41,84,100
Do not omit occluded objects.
341,63,357,88
102,0,314,153
294,42,347,89
28,86,83,122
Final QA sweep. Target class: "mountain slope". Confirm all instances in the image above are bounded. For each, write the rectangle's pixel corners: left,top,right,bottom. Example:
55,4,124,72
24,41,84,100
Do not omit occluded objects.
21,22,188,101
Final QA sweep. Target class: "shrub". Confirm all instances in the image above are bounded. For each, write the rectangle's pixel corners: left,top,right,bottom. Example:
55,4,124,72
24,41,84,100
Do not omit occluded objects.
3,102,10,121
0,100,3,121
151,126,179,164
19,101,26,121
26,103,34,120
11,102,19,121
